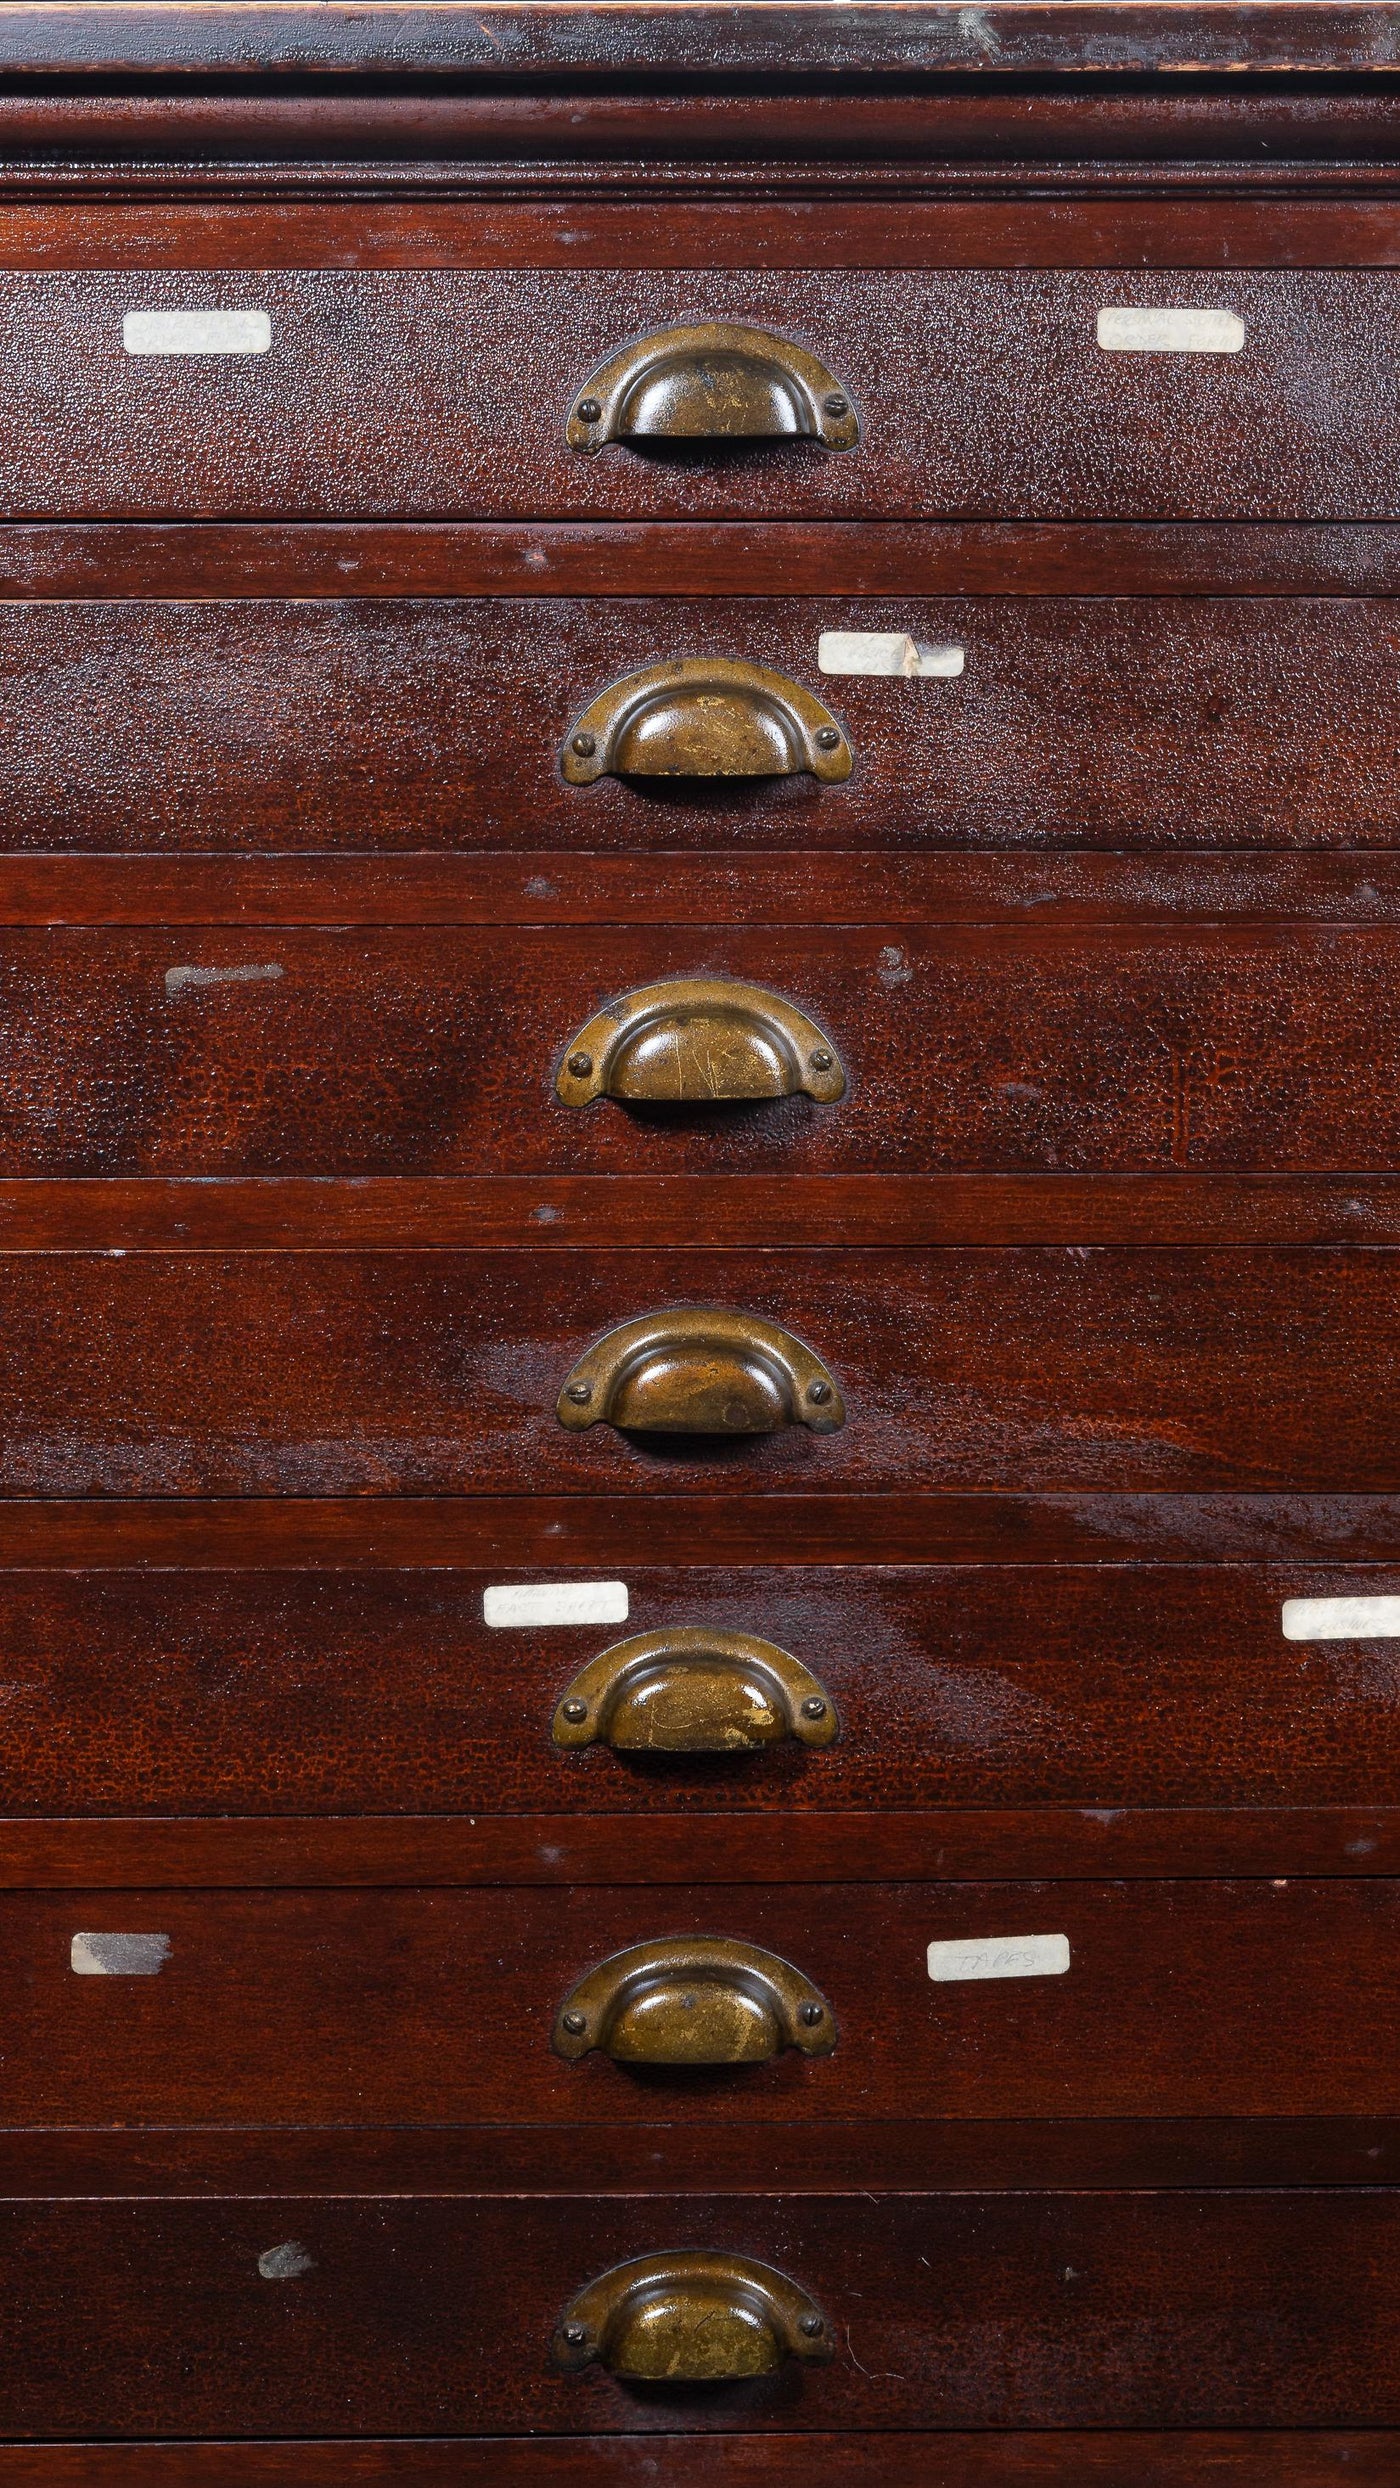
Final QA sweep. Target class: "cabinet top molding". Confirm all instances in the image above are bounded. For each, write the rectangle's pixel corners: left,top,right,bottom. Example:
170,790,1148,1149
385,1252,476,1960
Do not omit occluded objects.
0,2,1399,79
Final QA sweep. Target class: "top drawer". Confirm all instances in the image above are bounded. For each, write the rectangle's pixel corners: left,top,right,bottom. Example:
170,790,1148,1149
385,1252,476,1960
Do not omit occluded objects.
9,268,1400,521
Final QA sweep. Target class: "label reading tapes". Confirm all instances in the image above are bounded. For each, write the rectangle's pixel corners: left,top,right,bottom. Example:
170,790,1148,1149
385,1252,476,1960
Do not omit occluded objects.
123,309,272,357
483,1581,629,1629
928,1934,1071,1983
1282,1595,1400,1641
1096,307,1244,355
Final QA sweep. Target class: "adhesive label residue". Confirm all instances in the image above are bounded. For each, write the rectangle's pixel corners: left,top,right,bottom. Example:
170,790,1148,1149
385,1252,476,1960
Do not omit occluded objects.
1096,307,1244,354
71,1932,171,1976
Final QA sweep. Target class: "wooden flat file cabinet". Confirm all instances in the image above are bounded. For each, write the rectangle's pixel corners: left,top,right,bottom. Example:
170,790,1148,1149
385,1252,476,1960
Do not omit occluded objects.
6,3,1400,2480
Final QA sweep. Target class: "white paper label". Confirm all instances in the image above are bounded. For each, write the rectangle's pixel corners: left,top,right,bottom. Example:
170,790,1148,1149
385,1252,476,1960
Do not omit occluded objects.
817,631,964,680
1282,1594,1400,1641
483,1581,629,1629
1096,307,1244,355
123,309,272,357
928,1933,1071,1983
71,1932,171,1976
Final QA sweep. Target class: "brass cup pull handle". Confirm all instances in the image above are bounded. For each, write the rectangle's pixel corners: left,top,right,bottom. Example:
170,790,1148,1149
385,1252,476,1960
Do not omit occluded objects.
553,1937,837,2066
561,658,853,784
554,2250,832,2382
552,1627,839,1754
556,1306,845,1437
566,323,859,453
557,977,846,1108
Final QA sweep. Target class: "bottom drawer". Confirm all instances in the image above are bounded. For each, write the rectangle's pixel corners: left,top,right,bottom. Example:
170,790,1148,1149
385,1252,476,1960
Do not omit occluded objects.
0,2435,1385,2487
0,2191,1394,2434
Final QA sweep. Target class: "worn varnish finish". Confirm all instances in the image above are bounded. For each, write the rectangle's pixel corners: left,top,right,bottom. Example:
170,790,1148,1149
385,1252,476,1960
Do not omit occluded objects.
0,1564,1395,1817
12,596,1400,852
15,271,1400,522
0,2191,1384,2430
0,1880,1397,2123
6,2,1400,77
6,1248,1400,1496
11,925,1400,1173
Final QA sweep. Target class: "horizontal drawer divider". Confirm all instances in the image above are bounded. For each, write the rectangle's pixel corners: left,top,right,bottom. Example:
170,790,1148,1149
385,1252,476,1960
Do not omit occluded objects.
0,2122,1396,2198
7,521,1400,600
0,1809,1392,1885
0,1175,1398,1251
7,1492,1400,1566
5,853,1400,925
11,196,1400,271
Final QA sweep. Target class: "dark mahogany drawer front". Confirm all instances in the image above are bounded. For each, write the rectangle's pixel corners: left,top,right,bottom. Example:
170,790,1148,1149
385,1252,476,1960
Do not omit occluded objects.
10,924,1400,1175
6,271,1400,520
0,2191,1389,2434
0,1564,1395,1815
7,596,1400,853
0,2191,1391,2434
3,1248,1400,1495
11,1881,1400,2121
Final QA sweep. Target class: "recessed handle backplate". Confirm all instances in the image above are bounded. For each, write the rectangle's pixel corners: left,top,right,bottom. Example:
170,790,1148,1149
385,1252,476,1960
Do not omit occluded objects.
566,323,859,453
557,1306,845,1436
557,977,845,1107
552,1626,839,1754
554,2249,832,2382
553,1935,836,2066
561,658,852,784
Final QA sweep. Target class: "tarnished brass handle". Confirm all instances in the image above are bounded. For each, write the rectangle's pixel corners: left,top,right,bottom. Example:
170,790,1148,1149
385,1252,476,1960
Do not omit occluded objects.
560,658,853,785
552,1627,839,1754
557,978,846,1108
556,1306,845,1437
566,323,859,454
554,2249,832,2381
553,1936,836,2067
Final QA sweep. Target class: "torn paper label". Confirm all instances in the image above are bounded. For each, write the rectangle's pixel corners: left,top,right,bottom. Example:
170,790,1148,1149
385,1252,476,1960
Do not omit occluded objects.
818,631,964,679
